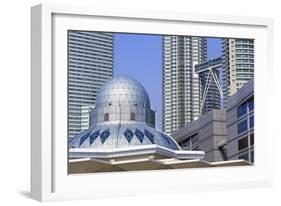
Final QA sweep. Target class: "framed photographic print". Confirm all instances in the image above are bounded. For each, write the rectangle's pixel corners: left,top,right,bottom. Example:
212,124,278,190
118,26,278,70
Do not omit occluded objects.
31,3,274,201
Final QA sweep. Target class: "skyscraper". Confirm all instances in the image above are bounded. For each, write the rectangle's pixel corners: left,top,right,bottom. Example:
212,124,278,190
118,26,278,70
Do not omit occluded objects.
222,38,254,105
68,31,114,139
162,36,207,135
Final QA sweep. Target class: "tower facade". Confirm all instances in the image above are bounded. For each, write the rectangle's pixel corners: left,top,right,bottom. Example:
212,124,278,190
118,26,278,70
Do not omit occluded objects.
68,31,114,139
222,38,254,105
162,36,207,135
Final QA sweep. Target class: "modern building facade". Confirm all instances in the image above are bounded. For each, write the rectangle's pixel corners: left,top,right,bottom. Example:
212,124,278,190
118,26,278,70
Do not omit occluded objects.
222,38,254,105
68,31,114,139
162,36,207,135
172,79,254,164
226,79,254,163
172,109,227,162
195,57,223,115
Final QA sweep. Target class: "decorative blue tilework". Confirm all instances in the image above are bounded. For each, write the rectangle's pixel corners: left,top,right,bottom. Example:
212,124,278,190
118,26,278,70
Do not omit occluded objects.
79,131,91,146
89,130,100,145
100,129,110,144
124,129,134,143
135,128,144,143
144,129,154,144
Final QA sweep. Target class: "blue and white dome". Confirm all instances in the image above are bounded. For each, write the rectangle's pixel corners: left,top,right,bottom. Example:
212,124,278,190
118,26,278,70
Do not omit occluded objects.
69,122,180,151
69,76,181,153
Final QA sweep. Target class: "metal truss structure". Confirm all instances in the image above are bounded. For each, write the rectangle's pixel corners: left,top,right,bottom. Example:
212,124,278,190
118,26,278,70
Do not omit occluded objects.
195,58,223,115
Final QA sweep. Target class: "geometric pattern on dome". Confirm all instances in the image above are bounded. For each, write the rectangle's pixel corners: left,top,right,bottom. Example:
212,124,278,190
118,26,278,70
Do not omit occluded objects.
89,130,100,145
79,131,91,146
144,129,154,144
135,128,144,143
100,129,110,144
69,123,181,150
95,76,150,107
124,129,134,143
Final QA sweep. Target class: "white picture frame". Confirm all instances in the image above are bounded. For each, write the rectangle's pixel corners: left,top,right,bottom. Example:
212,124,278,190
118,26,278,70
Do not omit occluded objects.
31,3,274,202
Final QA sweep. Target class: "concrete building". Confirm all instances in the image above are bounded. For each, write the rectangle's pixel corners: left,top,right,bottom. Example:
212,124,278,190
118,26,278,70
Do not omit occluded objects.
172,109,227,162
68,31,114,139
226,79,254,163
172,79,254,164
195,57,223,115
162,36,207,135
222,38,254,105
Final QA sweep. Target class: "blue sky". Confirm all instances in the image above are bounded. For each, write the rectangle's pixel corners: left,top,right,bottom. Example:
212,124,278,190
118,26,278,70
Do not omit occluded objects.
114,34,222,130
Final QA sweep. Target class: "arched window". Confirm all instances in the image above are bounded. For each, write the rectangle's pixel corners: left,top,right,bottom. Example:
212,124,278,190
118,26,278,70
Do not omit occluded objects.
130,112,136,120
104,113,109,121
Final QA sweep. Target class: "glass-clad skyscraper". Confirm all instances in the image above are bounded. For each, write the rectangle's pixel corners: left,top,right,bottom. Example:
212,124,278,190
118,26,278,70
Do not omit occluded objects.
222,38,254,105
162,36,207,135
68,31,114,139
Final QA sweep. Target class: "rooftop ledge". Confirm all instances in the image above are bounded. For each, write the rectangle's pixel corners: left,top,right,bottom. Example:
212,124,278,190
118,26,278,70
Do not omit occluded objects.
69,144,205,160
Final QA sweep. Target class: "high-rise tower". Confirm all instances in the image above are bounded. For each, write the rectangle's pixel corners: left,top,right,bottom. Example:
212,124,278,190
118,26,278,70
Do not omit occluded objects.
222,38,254,105
68,31,114,139
162,36,207,135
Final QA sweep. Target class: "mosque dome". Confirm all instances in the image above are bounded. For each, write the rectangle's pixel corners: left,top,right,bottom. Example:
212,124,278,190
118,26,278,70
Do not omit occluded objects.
95,76,150,108
69,76,181,153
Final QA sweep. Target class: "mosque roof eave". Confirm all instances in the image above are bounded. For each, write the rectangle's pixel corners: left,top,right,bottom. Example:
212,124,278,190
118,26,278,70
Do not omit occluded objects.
69,144,205,160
